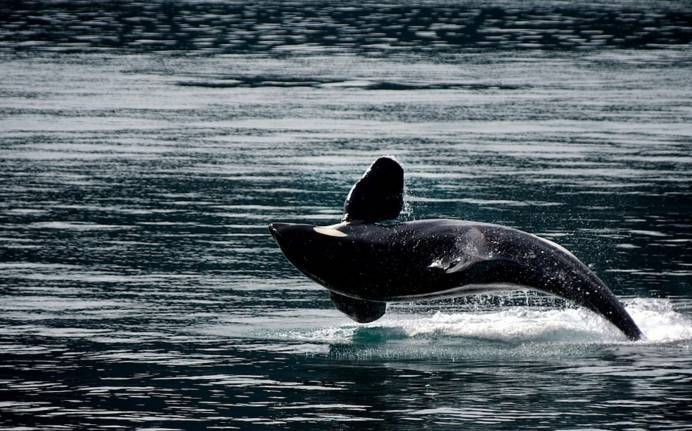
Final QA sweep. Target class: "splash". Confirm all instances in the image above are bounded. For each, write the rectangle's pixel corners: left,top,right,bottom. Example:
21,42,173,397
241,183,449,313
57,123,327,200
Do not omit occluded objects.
269,298,692,346
399,185,415,222
624,298,692,343
374,299,692,344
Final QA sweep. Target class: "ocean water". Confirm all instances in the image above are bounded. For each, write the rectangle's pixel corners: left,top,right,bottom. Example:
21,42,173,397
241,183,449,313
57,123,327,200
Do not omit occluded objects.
1,1,691,429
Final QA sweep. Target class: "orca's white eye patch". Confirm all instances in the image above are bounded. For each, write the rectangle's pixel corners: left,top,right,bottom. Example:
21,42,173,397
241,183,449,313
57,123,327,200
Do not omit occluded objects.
313,226,348,237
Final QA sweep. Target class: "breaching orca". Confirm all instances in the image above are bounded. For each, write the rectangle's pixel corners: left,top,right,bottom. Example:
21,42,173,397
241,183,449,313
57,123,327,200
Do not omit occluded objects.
269,157,642,341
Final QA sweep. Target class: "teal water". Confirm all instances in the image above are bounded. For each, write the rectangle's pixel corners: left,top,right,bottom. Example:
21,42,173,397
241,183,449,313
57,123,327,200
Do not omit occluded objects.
1,1,691,429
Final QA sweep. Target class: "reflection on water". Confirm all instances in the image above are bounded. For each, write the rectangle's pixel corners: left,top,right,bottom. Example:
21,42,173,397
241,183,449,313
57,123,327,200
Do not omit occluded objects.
1,0,691,430
1,1,692,55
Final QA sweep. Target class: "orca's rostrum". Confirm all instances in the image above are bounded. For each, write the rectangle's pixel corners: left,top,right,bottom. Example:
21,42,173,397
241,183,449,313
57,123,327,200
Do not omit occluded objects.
269,157,642,340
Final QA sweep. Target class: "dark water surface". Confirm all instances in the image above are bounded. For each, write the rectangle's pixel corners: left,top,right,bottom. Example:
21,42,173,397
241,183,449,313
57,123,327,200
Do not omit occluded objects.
1,1,692,430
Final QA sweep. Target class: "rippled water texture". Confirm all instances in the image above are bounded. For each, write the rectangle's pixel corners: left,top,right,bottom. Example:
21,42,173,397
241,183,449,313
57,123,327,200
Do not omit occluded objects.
1,1,692,430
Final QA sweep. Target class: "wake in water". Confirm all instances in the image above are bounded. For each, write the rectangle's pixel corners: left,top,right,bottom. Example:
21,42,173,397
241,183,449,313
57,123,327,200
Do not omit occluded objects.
212,298,692,359
360,298,692,344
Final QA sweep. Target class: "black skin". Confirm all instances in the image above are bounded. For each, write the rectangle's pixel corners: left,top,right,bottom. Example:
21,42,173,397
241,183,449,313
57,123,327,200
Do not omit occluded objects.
269,219,643,341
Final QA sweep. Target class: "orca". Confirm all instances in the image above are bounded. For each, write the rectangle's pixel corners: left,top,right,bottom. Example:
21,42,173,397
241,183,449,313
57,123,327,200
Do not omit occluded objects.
269,157,642,341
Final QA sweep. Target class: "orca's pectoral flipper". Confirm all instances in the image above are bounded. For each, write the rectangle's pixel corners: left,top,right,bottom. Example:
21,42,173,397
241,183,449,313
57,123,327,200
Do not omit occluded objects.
330,292,387,323
343,157,403,223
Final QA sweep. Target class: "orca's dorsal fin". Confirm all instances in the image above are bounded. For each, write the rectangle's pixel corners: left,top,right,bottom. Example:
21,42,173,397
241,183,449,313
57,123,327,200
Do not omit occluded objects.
343,157,403,223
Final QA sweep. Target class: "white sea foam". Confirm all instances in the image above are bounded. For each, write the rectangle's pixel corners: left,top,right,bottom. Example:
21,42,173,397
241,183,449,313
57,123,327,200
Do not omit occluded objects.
264,298,692,346
381,299,692,344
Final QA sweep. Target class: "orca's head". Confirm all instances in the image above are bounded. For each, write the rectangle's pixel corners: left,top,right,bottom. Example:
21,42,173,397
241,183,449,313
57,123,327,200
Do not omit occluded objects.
268,222,351,287
267,156,404,297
